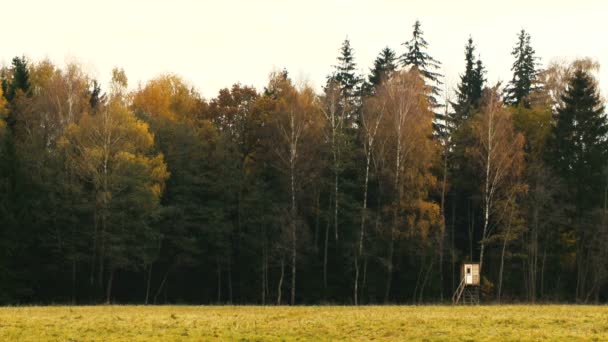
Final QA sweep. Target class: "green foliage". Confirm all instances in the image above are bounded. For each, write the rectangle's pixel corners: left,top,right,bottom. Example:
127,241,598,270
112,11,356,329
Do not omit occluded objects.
400,20,442,104
0,35,607,306
547,69,607,211
505,30,540,108
450,37,485,129
330,38,362,100
364,47,397,94
6,56,31,102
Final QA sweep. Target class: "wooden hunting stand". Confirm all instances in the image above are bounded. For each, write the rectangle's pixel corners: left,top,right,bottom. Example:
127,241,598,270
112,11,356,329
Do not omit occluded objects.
452,263,480,305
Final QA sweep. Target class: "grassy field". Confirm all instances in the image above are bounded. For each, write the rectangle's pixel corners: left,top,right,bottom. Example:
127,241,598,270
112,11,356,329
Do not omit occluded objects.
0,305,607,341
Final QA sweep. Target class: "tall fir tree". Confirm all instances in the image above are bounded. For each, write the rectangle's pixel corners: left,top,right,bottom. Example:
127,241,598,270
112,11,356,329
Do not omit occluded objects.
547,69,608,211
364,47,397,94
330,38,362,100
400,20,443,105
504,30,540,108
450,37,485,129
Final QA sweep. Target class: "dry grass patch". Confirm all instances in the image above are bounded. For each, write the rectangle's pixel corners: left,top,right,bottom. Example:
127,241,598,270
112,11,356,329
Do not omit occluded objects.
0,305,607,341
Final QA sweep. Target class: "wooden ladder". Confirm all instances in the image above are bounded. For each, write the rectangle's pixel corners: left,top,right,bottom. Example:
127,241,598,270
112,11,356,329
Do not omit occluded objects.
452,277,465,305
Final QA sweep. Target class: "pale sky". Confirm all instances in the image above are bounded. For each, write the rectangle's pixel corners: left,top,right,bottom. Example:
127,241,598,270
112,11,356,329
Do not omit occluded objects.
3,0,608,100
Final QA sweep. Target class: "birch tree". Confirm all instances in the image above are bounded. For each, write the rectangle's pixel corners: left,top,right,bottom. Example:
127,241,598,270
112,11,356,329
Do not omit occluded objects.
59,72,169,302
353,86,386,305
376,69,439,302
272,73,322,305
470,86,525,273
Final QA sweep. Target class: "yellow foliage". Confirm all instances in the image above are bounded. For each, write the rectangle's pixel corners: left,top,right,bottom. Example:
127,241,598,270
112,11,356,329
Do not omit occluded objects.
0,87,7,118
59,98,168,204
29,59,56,93
132,74,200,122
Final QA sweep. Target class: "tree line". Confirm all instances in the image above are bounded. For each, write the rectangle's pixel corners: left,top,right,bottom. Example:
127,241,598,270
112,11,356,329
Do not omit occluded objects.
1,21,607,304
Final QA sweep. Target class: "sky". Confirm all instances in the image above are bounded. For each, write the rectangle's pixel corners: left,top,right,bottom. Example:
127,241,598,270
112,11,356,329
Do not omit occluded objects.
3,0,608,100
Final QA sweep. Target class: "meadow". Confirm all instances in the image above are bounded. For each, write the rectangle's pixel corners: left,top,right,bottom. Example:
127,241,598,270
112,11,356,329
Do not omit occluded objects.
0,305,607,341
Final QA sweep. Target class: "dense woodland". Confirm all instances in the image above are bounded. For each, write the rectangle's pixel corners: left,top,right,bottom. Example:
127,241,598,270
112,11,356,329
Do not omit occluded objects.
1,22,608,305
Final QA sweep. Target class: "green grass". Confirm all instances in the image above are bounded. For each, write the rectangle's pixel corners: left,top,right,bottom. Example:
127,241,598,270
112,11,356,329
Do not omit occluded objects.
0,305,607,341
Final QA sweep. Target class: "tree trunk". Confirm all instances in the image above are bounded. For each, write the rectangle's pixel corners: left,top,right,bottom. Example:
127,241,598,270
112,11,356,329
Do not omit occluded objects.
228,260,233,304
217,258,222,303
90,210,98,286
451,200,456,294
334,169,339,241
498,232,509,302
418,257,434,304
105,268,114,304
153,267,170,304
314,191,320,250
71,258,77,305
290,162,297,306
355,148,373,305
323,195,332,291
384,225,395,304
262,246,266,305
385,125,402,304
277,257,284,305
480,103,493,274
145,263,153,305
439,140,448,302
540,247,546,300
498,203,516,303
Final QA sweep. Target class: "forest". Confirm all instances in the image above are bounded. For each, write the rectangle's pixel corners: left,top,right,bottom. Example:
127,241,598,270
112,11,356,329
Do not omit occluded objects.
1,21,607,305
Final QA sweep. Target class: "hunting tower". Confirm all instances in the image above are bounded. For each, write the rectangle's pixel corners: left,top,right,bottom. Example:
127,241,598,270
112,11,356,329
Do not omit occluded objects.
452,263,480,304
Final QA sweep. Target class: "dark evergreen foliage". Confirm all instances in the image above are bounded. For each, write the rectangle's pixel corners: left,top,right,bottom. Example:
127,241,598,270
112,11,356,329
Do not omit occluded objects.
547,69,607,211
330,38,362,100
450,37,486,129
0,25,607,306
400,20,443,104
504,30,540,107
364,47,397,94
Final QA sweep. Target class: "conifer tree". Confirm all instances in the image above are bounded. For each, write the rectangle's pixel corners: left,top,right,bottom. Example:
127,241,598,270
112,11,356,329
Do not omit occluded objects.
89,79,105,113
505,30,540,107
331,38,362,101
451,37,485,128
365,47,397,94
400,20,443,106
547,69,607,211
546,68,608,301
6,56,31,102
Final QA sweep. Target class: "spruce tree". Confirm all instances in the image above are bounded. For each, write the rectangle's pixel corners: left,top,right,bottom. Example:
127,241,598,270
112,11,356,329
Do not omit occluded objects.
547,69,607,211
6,56,31,102
504,30,540,108
331,38,361,100
364,47,397,94
451,37,485,128
400,20,443,105
472,60,485,105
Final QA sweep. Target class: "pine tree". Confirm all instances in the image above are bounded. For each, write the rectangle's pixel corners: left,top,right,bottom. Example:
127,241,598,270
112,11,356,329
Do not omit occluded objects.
547,69,608,211
504,30,540,108
400,20,443,105
451,37,486,128
364,47,397,94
